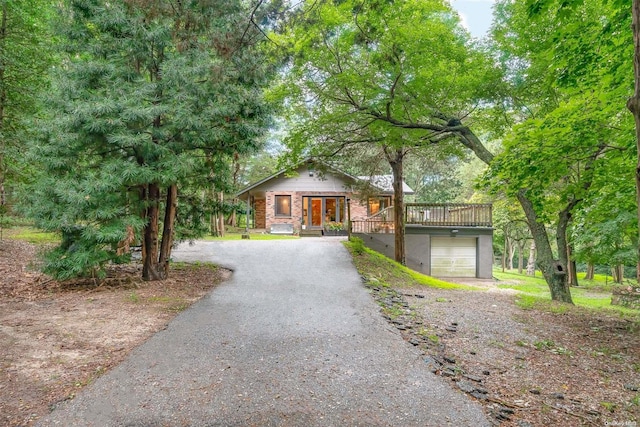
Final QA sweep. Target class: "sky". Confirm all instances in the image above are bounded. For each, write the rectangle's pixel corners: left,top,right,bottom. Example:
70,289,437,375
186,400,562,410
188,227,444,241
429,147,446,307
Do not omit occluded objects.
450,0,496,39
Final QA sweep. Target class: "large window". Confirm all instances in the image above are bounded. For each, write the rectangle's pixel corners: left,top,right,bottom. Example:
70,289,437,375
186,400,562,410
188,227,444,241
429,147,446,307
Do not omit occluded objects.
275,195,291,216
368,196,392,216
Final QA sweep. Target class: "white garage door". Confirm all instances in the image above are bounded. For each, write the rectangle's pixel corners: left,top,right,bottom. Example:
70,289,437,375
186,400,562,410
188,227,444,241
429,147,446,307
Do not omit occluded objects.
431,237,477,278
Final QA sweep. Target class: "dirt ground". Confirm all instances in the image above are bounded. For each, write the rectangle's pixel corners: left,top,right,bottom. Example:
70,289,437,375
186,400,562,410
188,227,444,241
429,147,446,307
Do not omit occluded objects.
0,239,229,427
2,239,639,427
370,282,640,426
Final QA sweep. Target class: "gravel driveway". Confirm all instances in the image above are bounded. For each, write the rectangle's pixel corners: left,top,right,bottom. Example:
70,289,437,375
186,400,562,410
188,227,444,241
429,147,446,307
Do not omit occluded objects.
38,239,489,426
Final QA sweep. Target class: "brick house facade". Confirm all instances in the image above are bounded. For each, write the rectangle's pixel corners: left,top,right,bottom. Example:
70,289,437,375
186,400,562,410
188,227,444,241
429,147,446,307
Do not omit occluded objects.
237,160,412,234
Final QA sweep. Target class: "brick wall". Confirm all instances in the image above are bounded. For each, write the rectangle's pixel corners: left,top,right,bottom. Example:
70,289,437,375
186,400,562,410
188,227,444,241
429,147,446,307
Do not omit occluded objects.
258,192,378,232
263,191,364,233
254,199,266,229
265,191,302,232
349,199,368,220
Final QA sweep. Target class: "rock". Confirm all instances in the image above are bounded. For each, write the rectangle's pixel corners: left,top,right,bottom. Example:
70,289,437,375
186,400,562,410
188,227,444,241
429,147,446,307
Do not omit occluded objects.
395,324,407,330
517,421,533,427
529,389,541,395
624,384,640,392
463,374,483,383
474,386,488,395
471,391,488,400
441,368,456,377
456,380,476,393
494,412,510,421
445,326,457,332
423,356,441,373
443,356,456,364
499,407,515,415
551,392,564,399
432,355,445,365
409,338,420,346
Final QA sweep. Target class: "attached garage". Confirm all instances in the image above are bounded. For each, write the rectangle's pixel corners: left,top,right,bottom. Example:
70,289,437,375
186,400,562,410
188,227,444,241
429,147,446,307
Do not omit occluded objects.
430,237,477,278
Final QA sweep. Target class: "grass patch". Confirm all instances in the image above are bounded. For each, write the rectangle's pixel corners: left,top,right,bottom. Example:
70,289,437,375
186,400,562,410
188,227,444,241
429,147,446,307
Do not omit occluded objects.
4,226,60,244
344,240,479,291
201,232,299,241
171,261,217,271
495,268,640,315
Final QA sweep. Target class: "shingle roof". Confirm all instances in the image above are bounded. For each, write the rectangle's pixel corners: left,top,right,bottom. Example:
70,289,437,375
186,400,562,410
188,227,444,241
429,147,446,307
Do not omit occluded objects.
236,158,414,197
359,175,414,194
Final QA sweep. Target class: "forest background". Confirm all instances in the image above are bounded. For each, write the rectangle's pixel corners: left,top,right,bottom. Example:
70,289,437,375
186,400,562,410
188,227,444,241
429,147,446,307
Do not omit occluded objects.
0,0,638,306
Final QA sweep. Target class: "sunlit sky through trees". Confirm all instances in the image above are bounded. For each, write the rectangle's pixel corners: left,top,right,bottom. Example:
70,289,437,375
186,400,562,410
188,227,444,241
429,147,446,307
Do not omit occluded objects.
450,0,495,38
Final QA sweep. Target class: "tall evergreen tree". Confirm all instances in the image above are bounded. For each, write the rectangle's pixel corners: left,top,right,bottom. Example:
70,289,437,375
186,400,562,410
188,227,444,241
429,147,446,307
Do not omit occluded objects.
24,0,271,280
0,0,54,210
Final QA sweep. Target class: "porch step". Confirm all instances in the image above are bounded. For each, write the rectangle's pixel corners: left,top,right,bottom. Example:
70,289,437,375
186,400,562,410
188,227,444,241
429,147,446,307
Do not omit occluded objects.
300,229,323,237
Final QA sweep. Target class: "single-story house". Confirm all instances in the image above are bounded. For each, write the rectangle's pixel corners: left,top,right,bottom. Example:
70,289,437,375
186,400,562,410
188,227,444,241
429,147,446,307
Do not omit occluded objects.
236,159,493,279
236,159,414,235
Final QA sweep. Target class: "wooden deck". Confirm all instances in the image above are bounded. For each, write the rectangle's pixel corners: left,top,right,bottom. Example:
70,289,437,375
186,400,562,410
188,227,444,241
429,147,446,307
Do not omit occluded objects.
351,203,492,234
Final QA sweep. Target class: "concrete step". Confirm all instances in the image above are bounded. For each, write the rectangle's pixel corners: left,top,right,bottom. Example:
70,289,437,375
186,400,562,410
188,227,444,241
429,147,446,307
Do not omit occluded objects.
300,229,323,237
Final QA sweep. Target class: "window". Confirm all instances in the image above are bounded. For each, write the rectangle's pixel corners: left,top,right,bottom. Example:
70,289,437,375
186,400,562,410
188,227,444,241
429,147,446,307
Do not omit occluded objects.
368,196,392,216
275,195,291,216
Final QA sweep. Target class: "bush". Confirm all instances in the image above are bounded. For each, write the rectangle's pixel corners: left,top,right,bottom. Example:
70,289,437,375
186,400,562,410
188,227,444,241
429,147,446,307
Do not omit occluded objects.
349,236,365,255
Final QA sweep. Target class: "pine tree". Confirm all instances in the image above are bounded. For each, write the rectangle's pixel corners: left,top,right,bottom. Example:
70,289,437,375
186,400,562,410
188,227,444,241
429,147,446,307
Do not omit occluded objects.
24,0,271,280
0,0,54,216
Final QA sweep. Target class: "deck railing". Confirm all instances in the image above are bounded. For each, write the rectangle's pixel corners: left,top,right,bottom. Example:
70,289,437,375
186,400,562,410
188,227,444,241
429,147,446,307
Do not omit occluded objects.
405,203,492,227
351,203,492,234
367,206,394,222
351,220,395,234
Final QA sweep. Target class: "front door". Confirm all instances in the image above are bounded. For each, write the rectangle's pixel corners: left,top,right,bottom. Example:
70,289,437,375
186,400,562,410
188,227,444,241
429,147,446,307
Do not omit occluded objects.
311,198,322,227
302,197,345,229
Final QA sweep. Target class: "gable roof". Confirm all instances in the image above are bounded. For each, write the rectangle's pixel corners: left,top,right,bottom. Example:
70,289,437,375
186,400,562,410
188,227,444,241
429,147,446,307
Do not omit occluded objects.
359,175,414,194
236,158,414,197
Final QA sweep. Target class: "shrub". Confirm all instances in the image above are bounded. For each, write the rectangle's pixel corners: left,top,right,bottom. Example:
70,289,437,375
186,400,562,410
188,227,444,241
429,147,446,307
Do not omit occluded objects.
350,237,365,255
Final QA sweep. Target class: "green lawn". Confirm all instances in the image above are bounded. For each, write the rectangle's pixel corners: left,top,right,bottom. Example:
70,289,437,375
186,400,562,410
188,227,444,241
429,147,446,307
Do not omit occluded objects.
201,231,299,241
3,226,60,244
345,240,478,291
494,268,640,316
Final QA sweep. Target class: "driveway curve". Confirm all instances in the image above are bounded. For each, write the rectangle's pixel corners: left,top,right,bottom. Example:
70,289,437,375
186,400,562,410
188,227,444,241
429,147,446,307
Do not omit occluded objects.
38,239,489,427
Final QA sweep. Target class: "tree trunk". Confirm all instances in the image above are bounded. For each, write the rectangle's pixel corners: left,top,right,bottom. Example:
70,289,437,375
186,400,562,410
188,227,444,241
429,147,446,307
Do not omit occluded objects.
217,192,225,237
502,234,507,272
386,147,405,265
143,59,164,281
585,263,595,280
142,183,163,281
210,213,219,236
569,259,578,286
226,153,241,228
517,191,573,303
226,209,237,227
628,0,640,283
612,265,624,284
567,244,579,287
526,240,536,276
517,240,525,274
508,239,516,270
158,184,177,279
459,128,573,302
